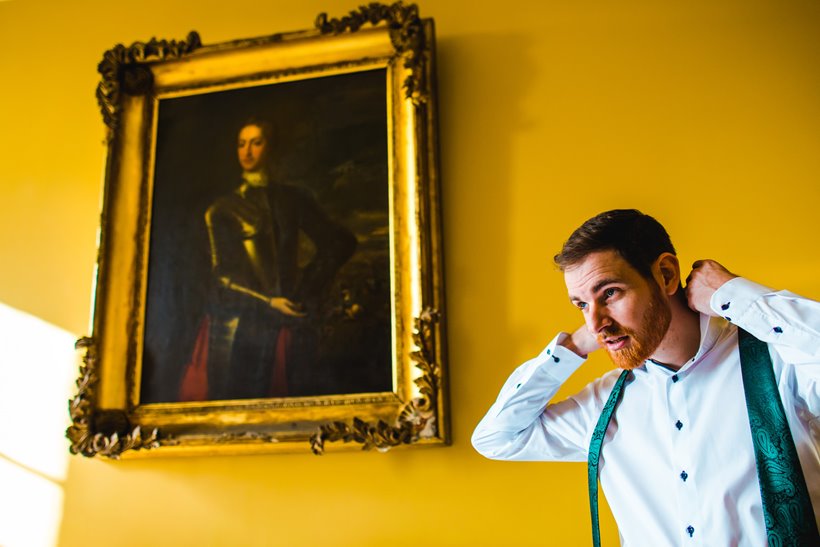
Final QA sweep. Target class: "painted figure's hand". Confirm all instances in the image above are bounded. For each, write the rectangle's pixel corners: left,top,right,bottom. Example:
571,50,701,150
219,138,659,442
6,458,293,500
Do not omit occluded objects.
270,297,307,317
560,324,602,359
685,259,738,316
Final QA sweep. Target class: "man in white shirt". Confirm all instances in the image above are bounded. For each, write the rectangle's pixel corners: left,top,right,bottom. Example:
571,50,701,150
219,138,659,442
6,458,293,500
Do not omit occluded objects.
471,209,819,545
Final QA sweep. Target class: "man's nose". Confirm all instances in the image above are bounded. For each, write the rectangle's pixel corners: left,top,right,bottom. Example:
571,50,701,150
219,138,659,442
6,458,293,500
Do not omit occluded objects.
587,304,611,334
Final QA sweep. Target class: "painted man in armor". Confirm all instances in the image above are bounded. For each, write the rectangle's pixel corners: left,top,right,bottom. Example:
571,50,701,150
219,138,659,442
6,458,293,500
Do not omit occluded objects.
200,118,357,400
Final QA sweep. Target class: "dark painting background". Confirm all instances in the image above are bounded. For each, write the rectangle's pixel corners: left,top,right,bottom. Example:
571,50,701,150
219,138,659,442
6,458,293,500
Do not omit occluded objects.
140,68,392,403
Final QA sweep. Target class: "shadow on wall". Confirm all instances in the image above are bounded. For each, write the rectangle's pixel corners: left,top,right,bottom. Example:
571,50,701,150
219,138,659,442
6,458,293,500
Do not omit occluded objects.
437,31,539,421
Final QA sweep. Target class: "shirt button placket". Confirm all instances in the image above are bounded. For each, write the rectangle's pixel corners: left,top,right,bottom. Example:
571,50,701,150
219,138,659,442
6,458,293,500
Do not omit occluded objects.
667,371,697,542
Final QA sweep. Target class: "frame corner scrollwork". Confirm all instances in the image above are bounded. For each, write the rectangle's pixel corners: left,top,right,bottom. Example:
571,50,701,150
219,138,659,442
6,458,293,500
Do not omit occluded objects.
309,307,444,455
315,1,429,104
96,31,202,138
66,337,163,459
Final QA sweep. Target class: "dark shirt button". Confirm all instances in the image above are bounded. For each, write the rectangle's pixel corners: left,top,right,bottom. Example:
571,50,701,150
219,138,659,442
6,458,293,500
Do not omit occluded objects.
671,374,679,383
721,302,731,310
680,471,688,482
724,316,732,322
773,326,783,334
515,383,521,389
686,525,695,537
552,355,560,363
675,420,683,430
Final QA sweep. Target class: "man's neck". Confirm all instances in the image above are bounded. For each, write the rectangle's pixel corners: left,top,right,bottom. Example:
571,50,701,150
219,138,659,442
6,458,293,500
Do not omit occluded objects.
242,170,269,187
650,290,701,370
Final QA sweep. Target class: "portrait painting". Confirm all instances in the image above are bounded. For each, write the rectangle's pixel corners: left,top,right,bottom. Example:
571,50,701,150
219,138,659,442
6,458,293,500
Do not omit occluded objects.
140,69,393,404
67,3,448,458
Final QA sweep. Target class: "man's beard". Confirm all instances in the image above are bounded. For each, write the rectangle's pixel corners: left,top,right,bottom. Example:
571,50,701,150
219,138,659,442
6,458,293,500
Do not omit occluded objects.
598,286,672,370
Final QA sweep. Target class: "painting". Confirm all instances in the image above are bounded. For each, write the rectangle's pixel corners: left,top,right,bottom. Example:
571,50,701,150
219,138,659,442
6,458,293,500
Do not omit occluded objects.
142,69,392,404
67,2,448,458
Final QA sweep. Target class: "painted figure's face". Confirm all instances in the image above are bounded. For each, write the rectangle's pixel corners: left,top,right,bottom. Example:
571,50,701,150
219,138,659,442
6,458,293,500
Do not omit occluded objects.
565,250,671,369
237,124,268,172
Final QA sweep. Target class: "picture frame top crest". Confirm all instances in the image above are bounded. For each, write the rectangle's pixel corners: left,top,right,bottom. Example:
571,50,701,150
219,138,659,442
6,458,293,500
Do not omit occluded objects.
95,2,428,140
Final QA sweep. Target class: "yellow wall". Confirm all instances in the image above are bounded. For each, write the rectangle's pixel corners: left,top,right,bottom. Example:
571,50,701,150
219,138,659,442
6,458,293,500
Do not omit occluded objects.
1,0,819,545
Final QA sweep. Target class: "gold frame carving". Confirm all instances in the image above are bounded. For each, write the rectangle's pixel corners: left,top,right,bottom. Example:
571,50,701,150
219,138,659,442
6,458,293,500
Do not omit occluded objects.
68,2,448,458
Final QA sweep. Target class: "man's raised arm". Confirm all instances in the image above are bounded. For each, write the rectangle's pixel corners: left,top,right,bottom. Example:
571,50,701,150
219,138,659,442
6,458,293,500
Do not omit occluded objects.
471,327,614,462
686,259,820,360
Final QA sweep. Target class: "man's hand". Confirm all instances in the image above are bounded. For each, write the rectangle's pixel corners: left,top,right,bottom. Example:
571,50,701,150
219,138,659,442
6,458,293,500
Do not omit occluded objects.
685,259,738,316
269,297,307,317
560,324,601,359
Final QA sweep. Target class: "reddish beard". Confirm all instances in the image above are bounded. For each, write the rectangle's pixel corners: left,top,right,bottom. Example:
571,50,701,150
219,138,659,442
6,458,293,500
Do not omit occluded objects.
598,286,672,370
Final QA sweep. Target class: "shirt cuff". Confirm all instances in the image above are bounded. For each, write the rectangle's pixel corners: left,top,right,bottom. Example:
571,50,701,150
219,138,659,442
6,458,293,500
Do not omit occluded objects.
709,277,774,321
536,332,586,383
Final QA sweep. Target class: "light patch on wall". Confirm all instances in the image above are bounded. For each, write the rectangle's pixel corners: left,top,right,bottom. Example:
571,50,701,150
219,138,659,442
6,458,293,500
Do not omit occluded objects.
0,301,77,547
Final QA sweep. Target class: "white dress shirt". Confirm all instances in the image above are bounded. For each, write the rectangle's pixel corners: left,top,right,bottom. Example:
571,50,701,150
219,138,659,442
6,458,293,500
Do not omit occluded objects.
472,278,820,546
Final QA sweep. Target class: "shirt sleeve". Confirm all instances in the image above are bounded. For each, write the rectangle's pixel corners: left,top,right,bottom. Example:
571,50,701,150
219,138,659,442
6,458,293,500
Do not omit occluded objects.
711,277,820,418
471,333,619,463
710,277,820,362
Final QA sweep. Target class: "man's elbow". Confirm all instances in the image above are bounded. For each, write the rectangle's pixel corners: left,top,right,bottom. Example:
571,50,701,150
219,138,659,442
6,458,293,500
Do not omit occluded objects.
471,426,506,460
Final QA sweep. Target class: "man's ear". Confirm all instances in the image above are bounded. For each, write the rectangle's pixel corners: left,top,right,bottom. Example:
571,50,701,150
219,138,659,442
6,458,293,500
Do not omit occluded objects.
653,252,680,296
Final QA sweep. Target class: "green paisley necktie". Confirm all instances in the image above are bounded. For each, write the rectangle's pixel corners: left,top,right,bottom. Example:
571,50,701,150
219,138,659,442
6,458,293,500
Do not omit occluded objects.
587,328,818,546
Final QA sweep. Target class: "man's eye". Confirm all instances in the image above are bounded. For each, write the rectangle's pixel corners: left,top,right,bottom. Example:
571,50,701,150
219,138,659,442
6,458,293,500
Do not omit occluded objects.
577,302,587,310
604,288,617,298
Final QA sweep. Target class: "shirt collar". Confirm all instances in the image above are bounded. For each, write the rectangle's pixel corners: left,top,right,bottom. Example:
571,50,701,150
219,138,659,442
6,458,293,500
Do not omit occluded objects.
643,313,729,378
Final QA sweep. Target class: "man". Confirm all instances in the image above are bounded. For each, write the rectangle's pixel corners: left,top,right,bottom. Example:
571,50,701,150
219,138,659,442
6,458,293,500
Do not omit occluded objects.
179,117,356,401
472,209,819,545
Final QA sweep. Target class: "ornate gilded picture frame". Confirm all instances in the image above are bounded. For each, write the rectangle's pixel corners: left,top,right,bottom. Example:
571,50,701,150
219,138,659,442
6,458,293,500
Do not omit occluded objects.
68,2,448,458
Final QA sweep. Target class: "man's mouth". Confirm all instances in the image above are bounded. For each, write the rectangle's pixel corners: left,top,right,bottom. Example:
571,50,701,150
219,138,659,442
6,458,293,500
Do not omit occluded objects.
603,335,629,351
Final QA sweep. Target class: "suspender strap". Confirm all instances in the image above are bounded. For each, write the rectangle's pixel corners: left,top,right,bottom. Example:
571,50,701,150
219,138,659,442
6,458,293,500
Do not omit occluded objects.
586,330,818,546
587,369,630,547
737,327,819,545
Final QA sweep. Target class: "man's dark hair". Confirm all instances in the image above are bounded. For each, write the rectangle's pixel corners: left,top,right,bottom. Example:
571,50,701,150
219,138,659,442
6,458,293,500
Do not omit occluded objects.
238,115,276,144
554,209,676,279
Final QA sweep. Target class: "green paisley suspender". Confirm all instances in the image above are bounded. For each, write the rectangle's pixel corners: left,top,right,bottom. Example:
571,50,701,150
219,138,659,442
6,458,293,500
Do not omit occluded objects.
587,368,630,547
587,328,818,546
736,328,818,545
